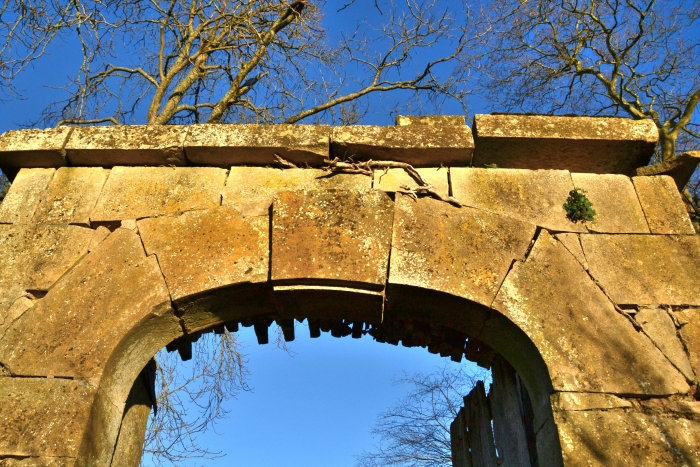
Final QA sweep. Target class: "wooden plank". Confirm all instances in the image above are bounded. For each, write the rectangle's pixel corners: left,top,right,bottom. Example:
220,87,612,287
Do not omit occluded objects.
491,354,533,466
450,407,472,467
464,381,499,467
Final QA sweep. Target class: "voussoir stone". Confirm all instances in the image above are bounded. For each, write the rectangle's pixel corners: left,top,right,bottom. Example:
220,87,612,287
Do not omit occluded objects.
451,168,586,232
31,167,109,225
632,175,695,235
0,377,95,458
223,167,370,217
472,114,657,173
581,234,700,305
675,308,700,379
0,168,55,224
554,410,700,466
271,189,394,289
184,124,330,166
331,125,473,167
389,195,536,306
372,167,449,193
90,166,227,221
0,127,71,168
635,306,695,381
65,125,187,166
395,115,466,126
492,230,689,395
138,207,269,301
570,173,649,233
0,228,175,378
0,223,94,291
554,233,588,270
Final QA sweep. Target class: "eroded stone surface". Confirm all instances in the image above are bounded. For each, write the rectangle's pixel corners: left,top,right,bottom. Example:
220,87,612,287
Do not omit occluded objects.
581,234,700,305
389,195,536,306
331,125,473,167
91,167,227,221
396,115,466,126
492,230,688,395
138,207,268,300
0,168,55,224
472,114,657,173
185,124,329,166
451,168,586,232
554,233,587,270
0,458,74,467
373,167,448,193
633,175,695,234
65,125,187,166
32,167,109,225
0,228,175,378
570,173,649,233
636,306,695,381
0,377,94,457
271,189,393,288
550,392,632,411
223,167,370,217
0,223,94,291
675,308,700,379
0,127,71,167
88,226,111,252
555,410,700,466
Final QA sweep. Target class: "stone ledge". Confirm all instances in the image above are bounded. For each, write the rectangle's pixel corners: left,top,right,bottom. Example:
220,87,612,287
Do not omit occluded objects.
0,127,71,168
65,125,188,166
184,124,330,166
472,114,658,173
331,124,474,166
395,115,466,126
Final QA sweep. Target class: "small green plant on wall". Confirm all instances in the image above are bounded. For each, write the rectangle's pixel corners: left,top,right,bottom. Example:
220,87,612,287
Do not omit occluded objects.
563,188,596,223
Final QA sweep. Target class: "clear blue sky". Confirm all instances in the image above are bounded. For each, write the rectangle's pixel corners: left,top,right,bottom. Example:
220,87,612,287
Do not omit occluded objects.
0,3,487,466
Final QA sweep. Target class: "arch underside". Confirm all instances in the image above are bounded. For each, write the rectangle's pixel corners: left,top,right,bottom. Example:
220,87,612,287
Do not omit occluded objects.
1,170,699,467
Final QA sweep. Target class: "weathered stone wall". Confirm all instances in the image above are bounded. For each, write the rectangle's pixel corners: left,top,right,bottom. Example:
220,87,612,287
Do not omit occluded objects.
0,115,698,467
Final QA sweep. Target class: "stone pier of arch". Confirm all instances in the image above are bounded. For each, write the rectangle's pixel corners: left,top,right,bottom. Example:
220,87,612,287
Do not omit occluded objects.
0,115,699,466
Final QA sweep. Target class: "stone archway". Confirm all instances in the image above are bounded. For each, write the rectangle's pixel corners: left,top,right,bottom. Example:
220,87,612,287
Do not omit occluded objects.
0,115,699,466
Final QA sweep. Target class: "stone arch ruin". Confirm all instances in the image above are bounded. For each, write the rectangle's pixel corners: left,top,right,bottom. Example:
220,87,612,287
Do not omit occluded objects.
0,115,699,466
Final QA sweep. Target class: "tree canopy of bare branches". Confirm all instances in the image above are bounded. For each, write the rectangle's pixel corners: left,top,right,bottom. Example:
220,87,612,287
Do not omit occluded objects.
355,366,486,467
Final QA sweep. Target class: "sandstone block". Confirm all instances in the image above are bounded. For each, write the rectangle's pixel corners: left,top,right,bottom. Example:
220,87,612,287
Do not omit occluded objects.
184,124,330,166
90,166,227,221
396,115,466,126
0,223,94,291
31,167,108,225
632,175,695,234
223,167,370,217
271,190,393,289
581,234,700,305
138,207,269,300
472,114,657,173
88,225,111,252
0,127,71,168
636,306,695,381
0,458,74,467
493,230,688,395
0,168,55,224
0,228,175,378
331,125,473,167
372,167,448,193
550,392,632,411
675,308,700,379
65,125,187,166
451,168,587,232
389,195,536,306
0,377,94,457
555,410,700,466
634,150,700,190
570,173,649,233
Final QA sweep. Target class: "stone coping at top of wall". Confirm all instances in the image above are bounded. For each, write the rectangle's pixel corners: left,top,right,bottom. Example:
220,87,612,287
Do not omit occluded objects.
0,114,659,174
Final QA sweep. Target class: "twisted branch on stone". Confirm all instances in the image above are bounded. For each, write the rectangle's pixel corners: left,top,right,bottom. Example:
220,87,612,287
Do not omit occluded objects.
323,157,463,207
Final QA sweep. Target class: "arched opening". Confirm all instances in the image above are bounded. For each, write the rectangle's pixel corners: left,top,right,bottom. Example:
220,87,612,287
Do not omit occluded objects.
76,282,560,467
